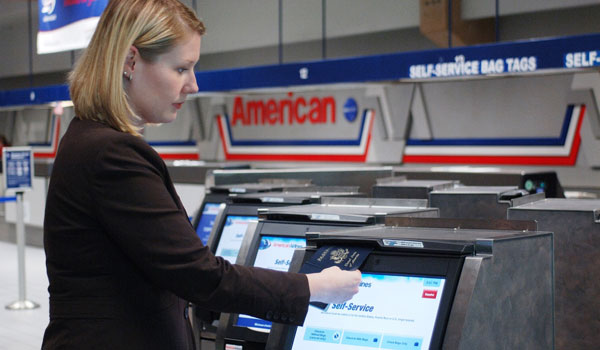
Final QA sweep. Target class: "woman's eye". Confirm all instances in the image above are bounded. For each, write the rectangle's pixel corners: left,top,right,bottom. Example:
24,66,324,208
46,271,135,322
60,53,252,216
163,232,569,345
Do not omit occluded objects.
177,68,187,73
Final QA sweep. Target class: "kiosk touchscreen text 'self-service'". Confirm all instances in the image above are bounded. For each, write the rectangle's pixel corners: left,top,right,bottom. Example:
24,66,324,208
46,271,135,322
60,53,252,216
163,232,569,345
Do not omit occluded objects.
284,245,464,350
292,273,447,349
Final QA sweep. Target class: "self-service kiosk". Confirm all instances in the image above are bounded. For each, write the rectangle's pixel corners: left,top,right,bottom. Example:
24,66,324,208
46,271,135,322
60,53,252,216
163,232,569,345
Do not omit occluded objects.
372,177,458,199
206,189,363,263
194,189,363,348
393,166,564,198
192,181,312,245
267,223,553,350
214,198,439,350
508,199,600,350
429,185,544,220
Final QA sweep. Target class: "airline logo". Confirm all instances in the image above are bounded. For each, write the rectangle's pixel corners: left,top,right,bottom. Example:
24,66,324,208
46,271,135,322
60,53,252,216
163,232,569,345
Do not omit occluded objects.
41,0,56,15
37,0,108,54
231,93,337,126
218,92,375,162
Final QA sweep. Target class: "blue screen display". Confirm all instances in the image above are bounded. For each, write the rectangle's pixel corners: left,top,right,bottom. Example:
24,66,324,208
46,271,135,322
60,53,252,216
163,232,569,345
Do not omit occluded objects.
235,235,306,331
214,215,257,264
292,273,446,350
195,202,221,245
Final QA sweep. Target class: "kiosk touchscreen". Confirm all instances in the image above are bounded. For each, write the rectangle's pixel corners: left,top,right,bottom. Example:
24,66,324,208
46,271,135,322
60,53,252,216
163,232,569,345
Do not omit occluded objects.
193,201,222,245
206,194,314,260
235,235,307,330
267,232,469,350
216,198,439,350
293,273,447,350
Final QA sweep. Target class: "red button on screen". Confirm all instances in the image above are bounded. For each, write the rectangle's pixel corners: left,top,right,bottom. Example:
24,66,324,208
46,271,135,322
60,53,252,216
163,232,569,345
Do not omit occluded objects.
422,290,438,299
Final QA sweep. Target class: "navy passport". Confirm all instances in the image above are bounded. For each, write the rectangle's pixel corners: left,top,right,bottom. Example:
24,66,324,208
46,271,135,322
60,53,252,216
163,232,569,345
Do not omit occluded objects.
299,245,373,309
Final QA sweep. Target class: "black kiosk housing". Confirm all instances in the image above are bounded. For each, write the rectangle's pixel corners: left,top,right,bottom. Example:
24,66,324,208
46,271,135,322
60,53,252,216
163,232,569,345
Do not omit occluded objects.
266,223,553,350
205,188,363,262
216,198,439,350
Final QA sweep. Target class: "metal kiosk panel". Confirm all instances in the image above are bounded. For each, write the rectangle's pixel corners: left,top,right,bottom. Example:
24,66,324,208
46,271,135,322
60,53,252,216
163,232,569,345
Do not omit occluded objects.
508,198,600,350
429,185,544,220
372,178,458,199
393,166,564,198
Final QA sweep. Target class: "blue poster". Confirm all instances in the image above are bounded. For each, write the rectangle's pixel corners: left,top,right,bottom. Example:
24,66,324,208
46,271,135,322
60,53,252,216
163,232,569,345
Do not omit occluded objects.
38,0,108,54
2,148,33,192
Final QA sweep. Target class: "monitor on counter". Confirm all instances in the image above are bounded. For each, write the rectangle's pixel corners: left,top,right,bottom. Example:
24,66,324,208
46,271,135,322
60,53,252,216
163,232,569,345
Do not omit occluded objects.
213,214,258,264
193,202,222,245
235,235,307,330
268,244,464,350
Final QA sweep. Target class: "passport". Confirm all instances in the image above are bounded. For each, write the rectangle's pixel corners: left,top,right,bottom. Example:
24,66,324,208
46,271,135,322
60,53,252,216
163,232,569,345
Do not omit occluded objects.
299,245,373,309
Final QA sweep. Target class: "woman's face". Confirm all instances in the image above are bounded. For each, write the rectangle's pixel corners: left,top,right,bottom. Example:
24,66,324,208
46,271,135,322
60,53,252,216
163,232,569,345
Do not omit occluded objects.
126,31,201,125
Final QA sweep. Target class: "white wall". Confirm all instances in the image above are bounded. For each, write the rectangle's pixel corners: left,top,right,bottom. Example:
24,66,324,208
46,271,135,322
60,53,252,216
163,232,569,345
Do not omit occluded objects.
1,0,599,84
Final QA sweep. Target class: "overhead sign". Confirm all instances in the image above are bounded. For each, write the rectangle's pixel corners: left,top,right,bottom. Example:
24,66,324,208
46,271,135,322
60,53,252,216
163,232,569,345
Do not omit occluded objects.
2,147,34,193
409,55,538,78
217,90,376,162
37,0,108,54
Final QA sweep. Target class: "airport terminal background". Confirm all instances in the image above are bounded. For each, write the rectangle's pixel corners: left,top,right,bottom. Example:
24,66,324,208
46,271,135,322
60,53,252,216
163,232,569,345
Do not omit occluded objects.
3,1,600,349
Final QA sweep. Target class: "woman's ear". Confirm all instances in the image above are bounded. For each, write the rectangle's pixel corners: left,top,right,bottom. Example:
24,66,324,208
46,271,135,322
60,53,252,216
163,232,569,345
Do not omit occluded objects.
123,45,140,73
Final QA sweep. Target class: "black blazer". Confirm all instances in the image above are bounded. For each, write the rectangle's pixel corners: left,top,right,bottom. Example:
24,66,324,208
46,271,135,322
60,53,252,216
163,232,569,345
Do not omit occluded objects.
42,118,309,349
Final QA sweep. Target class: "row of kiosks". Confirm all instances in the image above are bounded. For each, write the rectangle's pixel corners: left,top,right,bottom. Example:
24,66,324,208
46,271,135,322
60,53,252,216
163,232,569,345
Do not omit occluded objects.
191,187,438,350
372,177,544,220
214,198,438,350
192,181,316,245
193,183,366,347
189,167,595,349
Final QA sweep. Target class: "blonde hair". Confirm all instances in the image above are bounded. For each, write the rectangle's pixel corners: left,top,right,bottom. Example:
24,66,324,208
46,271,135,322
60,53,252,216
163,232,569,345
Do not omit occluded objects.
69,0,205,135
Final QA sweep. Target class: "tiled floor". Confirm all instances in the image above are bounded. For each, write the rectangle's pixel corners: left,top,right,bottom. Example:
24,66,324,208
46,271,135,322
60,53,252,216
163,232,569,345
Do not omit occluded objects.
0,241,49,350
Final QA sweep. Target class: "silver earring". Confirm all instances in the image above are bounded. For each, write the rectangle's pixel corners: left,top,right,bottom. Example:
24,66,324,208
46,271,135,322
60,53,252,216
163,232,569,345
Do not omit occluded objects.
123,71,132,81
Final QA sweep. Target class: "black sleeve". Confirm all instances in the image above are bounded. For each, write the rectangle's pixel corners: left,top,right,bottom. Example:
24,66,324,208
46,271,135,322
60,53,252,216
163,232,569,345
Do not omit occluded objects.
90,137,310,325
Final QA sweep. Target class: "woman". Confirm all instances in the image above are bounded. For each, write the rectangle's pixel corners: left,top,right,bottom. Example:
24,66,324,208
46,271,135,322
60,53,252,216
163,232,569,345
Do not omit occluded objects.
42,0,361,349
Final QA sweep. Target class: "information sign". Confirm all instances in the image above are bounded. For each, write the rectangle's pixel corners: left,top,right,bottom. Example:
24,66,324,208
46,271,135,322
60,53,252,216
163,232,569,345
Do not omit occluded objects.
2,147,33,193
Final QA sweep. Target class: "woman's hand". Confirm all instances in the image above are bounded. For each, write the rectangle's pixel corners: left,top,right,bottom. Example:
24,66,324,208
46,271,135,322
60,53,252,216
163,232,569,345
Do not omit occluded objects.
306,266,362,304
